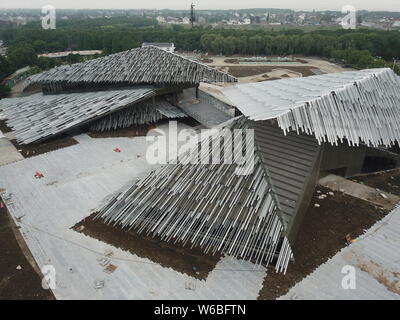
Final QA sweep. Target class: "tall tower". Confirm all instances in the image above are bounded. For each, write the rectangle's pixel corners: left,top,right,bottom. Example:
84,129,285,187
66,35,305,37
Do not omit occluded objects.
190,3,195,28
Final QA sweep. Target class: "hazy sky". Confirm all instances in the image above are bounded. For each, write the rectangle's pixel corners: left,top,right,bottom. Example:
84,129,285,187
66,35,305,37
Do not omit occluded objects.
0,0,399,11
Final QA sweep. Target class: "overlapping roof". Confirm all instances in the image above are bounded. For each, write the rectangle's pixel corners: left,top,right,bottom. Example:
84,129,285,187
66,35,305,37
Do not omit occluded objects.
96,117,323,272
97,117,295,272
223,68,400,147
0,88,156,144
28,46,237,86
88,98,187,132
0,46,237,144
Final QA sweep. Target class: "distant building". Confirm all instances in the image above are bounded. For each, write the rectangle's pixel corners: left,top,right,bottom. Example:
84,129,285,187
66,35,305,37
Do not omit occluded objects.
166,16,179,24
156,16,166,24
142,42,175,53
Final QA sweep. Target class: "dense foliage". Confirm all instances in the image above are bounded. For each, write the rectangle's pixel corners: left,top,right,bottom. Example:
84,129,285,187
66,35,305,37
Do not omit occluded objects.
1,19,400,98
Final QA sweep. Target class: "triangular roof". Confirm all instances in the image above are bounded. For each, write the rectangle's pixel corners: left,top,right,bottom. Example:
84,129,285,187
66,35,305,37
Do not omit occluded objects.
29,46,237,86
96,117,322,272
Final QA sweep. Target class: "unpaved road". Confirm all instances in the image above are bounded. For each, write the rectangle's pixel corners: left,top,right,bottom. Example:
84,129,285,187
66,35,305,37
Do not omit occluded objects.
204,55,351,74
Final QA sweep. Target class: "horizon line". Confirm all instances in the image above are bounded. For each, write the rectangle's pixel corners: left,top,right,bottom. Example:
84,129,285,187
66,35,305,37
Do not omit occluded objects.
0,7,400,13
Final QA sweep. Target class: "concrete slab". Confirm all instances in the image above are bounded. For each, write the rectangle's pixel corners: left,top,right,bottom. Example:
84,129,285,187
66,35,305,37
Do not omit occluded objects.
279,205,400,300
178,89,232,128
0,124,266,300
0,134,24,166
319,174,400,209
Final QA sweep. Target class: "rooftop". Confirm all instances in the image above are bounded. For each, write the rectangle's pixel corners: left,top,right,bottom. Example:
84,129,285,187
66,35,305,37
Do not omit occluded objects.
223,68,400,147
28,46,236,86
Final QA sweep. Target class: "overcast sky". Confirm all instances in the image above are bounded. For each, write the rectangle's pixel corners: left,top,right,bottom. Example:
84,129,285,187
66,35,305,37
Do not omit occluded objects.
0,1,399,11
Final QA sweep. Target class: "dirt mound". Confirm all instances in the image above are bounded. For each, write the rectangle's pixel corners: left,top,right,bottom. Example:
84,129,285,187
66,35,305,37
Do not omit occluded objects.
352,168,400,196
0,202,54,300
72,213,222,280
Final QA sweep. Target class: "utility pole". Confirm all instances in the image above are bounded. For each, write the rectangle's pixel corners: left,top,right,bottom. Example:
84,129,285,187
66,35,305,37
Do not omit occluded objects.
190,3,195,28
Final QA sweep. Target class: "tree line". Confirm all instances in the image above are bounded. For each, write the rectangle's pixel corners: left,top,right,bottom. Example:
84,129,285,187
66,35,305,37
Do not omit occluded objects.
1,22,400,97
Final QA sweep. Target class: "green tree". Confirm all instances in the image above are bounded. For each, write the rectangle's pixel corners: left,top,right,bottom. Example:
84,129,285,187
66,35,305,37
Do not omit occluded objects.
7,45,38,69
33,40,47,53
0,56,12,79
222,37,235,56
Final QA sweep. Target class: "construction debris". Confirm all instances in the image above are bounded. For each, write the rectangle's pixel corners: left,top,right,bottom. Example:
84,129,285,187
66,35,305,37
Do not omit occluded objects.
185,282,196,291
103,264,118,274
97,256,111,267
34,172,44,179
104,249,114,257
345,233,357,244
1,192,12,201
93,280,105,290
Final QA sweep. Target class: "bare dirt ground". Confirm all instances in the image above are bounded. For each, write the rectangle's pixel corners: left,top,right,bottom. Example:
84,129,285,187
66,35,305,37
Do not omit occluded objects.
228,65,315,77
203,55,352,83
87,124,155,139
0,120,12,134
258,186,389,300
227,65,316,83
351,168,400,196
0,202,55,300
207,55,351,73
72,212,222,280
1,119,78,159
10,136,78,158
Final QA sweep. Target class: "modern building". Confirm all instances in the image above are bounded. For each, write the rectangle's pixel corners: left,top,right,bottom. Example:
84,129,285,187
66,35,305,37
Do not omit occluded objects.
0,45,235,144
142,42,175,53
96,68,400,274
1,46,399,277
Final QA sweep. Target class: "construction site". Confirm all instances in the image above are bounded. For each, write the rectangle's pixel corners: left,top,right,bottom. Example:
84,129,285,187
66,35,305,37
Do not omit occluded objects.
0,45,400,301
